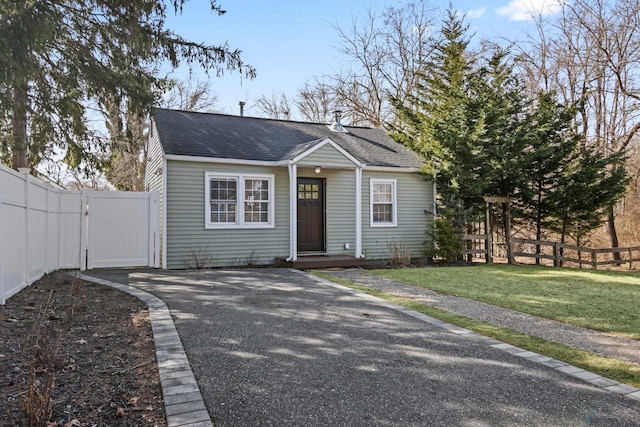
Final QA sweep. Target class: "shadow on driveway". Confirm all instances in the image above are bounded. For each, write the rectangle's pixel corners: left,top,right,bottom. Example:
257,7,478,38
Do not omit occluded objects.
92,268,640,426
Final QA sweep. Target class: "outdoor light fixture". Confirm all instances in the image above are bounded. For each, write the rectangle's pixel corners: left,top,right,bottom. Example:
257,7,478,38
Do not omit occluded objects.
315,166,321,174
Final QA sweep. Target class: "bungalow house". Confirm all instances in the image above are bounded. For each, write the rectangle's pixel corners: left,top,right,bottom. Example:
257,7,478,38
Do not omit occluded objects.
145,108,435,269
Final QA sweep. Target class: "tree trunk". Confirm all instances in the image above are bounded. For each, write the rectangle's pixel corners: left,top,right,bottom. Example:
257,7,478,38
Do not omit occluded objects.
607,206,621,262
535,194,542,265
11,80,29,170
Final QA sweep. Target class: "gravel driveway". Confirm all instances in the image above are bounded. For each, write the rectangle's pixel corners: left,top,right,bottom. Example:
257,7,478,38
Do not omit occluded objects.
95,268,640,426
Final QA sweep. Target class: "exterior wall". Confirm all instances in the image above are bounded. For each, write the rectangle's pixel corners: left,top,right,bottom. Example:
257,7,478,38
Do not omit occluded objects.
297,144,357,169
361,171,433,260
144,123,164,193
144,123,165,266
165,160,290,268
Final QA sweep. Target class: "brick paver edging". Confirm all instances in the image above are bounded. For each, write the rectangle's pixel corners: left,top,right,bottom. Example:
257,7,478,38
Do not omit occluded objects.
81,275,213,427
295,270,640,403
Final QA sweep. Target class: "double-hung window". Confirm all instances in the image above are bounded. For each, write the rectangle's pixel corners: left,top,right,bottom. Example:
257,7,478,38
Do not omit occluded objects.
370,179,397,227
205,172,274,228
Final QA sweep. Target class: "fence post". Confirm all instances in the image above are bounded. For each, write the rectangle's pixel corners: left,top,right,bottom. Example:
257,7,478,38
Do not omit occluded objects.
591,249,597,270
485,202,493,264
505,203,514,265
629,248,633,270
80,190,88,271
553,242,559,267
22,170,29,287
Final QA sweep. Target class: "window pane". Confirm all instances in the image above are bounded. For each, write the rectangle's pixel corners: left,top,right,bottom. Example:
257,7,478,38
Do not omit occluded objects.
245,201,269,223
211,202,236,223
210,178,237,223
373,183,392,203
373,204,392,223
211,178,237,201
245,179,269,201
244,179,269,223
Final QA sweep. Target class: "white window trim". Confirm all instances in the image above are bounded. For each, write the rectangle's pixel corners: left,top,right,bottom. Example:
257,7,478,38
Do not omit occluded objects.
205,172,275,229
370,178,397,227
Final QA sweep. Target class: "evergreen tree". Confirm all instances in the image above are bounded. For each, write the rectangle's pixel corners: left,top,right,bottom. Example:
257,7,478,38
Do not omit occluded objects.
390,10,628,256
469,49,530,200
518,93,582,244
549,147,629,245
390,7,479,212
0,0,255,172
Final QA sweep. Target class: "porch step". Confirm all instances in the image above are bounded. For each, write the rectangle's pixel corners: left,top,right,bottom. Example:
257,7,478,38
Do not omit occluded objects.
283,255,367,269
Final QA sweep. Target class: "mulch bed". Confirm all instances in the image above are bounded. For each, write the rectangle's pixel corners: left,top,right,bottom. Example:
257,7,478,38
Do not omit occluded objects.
0,272,166,426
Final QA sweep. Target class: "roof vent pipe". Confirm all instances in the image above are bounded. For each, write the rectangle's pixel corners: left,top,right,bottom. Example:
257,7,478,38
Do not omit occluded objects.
328,109,349,133
239,101,245,117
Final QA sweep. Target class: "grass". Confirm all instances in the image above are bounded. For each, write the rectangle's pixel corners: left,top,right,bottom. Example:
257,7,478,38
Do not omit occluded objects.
369,264,640,340
312,270,640,389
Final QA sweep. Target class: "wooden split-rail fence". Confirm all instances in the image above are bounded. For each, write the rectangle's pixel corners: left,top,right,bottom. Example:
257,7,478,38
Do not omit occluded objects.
462,234,640,270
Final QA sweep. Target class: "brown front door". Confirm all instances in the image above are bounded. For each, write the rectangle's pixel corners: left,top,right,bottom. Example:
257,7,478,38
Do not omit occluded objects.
297,177,325,253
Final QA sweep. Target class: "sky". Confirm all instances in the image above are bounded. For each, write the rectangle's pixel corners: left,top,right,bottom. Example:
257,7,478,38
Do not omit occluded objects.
165,0,562,117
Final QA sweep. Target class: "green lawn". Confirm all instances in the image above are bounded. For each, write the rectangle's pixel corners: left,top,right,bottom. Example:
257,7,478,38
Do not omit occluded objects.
370,264,640,340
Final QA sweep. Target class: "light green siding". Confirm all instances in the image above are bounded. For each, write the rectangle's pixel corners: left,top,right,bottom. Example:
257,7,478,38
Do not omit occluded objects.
320,169,357,255
361,171,433,260
165,161,290,268
144,123,164,193
144,124,165,266
296,144,357,169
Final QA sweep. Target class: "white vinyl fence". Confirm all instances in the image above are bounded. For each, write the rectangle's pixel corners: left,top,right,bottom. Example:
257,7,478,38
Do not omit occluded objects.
0,163,158,304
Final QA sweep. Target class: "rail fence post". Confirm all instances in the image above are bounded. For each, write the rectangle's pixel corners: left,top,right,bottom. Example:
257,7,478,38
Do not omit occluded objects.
591,249,597,270
486,202,493,264
553,242,559,267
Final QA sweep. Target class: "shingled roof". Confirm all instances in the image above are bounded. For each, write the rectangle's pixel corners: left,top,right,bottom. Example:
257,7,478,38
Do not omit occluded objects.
153,108,423,169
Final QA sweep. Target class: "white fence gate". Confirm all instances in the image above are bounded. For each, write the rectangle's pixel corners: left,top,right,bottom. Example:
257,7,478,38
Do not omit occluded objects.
0,164,159,304
84,191,159,269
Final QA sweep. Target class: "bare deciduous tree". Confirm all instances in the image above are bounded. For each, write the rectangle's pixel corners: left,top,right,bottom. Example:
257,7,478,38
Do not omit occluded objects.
163,79,219,112
334,1,436,126
290,1,435,127
102,78,219,191
295,78,338,123
517,0,640,250
254,92,292,120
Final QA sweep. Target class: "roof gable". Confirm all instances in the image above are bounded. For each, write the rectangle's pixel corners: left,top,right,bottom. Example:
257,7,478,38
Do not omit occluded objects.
291,138,362,168
153,108,423,169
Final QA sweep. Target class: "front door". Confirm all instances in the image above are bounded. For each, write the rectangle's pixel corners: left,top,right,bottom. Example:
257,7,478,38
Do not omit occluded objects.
297,177,325,253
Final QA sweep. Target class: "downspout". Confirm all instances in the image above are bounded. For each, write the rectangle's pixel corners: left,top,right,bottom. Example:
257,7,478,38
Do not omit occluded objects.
432,174,437,254
161,158,168,269
286,162,297,261
355,167,363,258
432,175,437,222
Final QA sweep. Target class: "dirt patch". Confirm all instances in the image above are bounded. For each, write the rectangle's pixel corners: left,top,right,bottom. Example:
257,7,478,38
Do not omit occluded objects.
0,272,166,426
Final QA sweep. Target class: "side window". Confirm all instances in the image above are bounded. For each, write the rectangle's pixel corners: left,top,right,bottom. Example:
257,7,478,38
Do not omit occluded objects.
370,179,397,227
244,178,270,223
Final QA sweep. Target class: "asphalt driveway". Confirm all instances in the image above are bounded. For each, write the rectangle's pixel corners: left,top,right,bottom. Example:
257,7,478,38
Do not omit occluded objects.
100,268,640,426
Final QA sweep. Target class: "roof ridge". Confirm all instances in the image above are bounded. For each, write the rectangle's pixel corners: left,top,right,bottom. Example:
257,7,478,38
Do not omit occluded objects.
153,107,378,130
